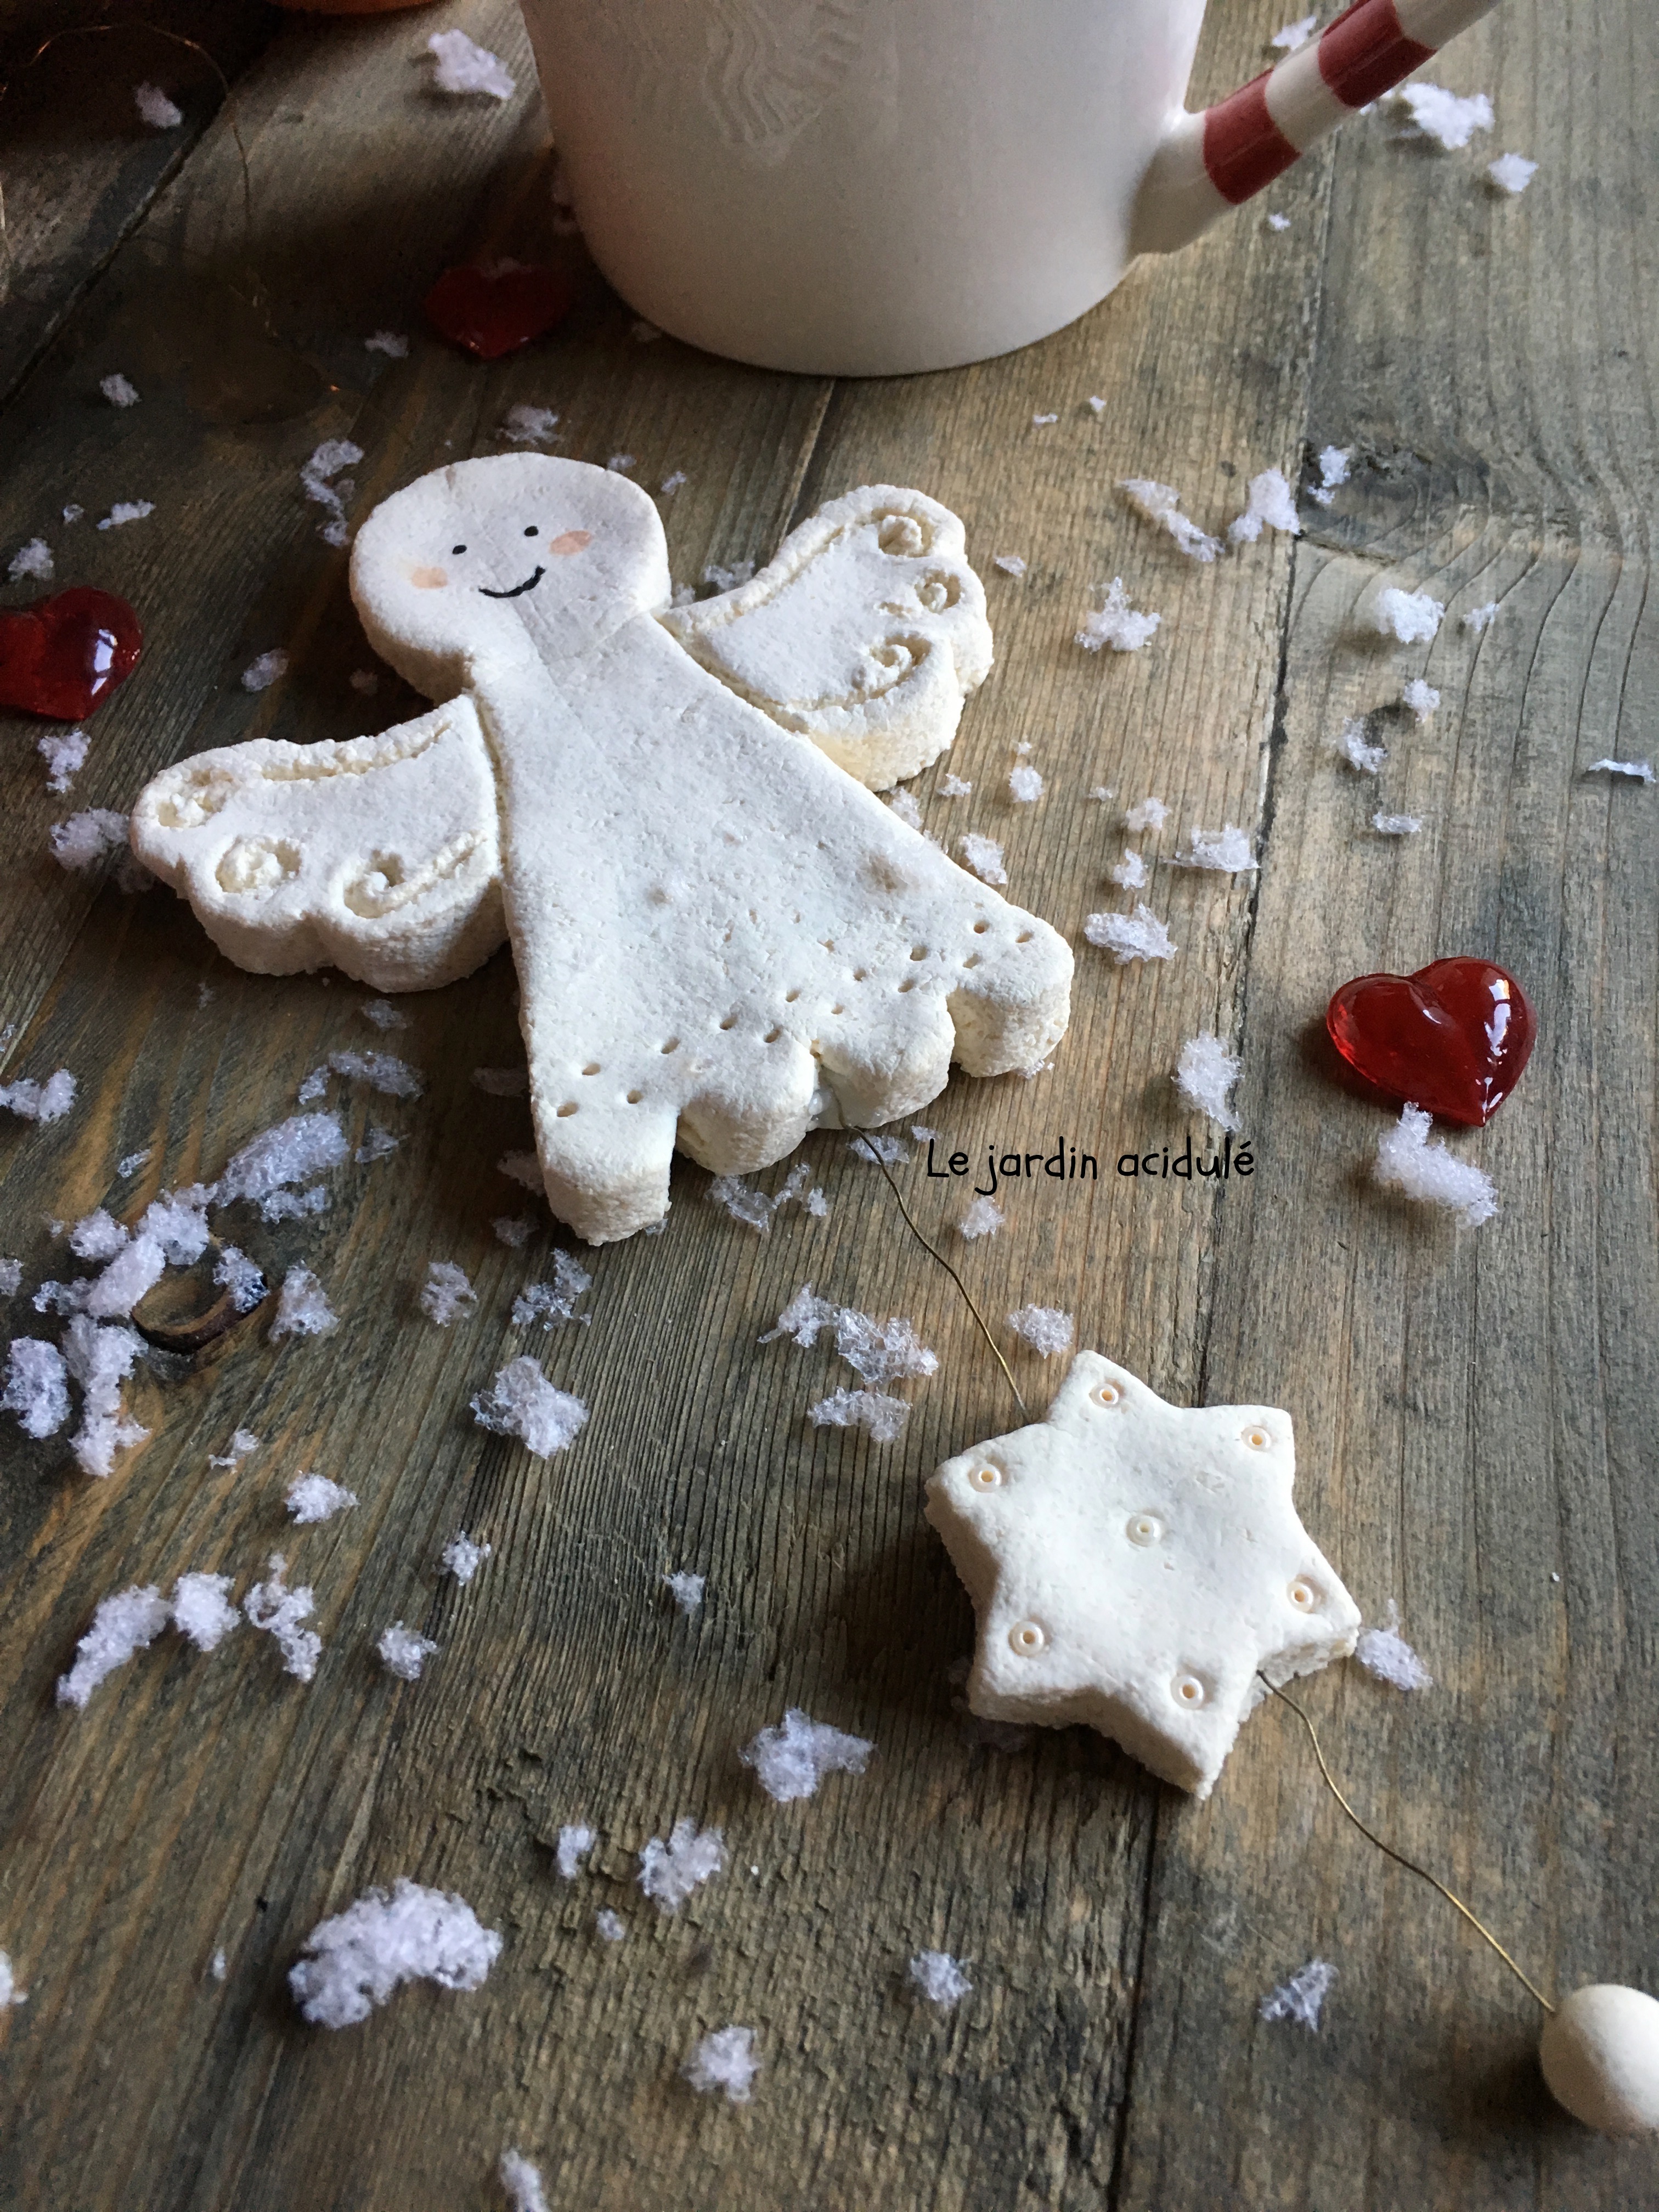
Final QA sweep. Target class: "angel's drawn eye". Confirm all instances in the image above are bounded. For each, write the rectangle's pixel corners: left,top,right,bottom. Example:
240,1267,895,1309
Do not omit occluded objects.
452,543,467,555
524,525,538,538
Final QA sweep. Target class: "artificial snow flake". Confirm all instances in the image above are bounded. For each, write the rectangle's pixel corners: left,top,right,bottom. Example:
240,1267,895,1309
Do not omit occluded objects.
834,1309,937,1387
171,1572,239,1652
1270,14,1317,49
760,1283,839,1350
1118,478,1220,562
1355,1600,1434,1690
471,1359,588,1458
0,1257,23,1296
910,1951,972,2007
502,405,560,447
378,1623,438,1681
958,1196,1005,1240
637,1819,725,1912
1108,849,1148,891
442,1531,492,1583
0,1066,74,1124
289,1877,501,2028
1307,445,1352,507
207,1426,259,1469
499,2151,550,2212
1587,758,1655,785
1372,811,1423,836
1174,823,1256,872
355,1126,400,1165
886,788,923,832
216,1111,348,1214
1083,905,1176,962
1076,576,1161,653
1007,1305,1073,1358
607,454,636,475
1402,678,1440,723
420,1261,477,1326
300,439,362,548
1008,764,1043,803
364,331,409,358
1332,716,1386,774
708,1162,818,1234
286,1472,357,1524
1463,602,1499,634
1122,796,1168,833
244,1556,322,1682
498,1150,543,1191
1390,82,1493,151
1372,586,1444,644
993,554,1026,578
241,650,288,693
97,501,154,530
426,29,516,100
270,1266,338,1342
595,1909,626,1943
134,82,182,129
1261,1958,1336,2030
1031,412,1058,427
63,1315,148,1476
849,1133,909,1166
1175,1034,1242,1129
702,559,755,592
1373,1104,1496,1226
740,1709,873,1803
57,1584,171,1707
682,2026,759,2103
1488,151,1538,195
100,373,140,408
50,809,129,870
0,1954,25,2007
297,1049,422,1104
1266,211,1291,232
809,1389,911,1443
938,772,972,798
555,1824,594,1880
1227,468,1300,545
9,537,53,582
957,833,1007,887
493,1215,536,1248
664,1570,706,1615
360,998,407,1030
213,1247,267,1313
659,470,687,496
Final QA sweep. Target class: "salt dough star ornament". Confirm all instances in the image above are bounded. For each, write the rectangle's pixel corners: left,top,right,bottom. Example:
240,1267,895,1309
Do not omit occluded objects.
927,1352,1361,1798
131,458,1071,1243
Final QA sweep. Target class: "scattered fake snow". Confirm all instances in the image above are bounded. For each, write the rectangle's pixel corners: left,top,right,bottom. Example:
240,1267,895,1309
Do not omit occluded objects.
56,1584,170,1707
512,1253,592,1330
740,1709,873,1803
1463,602,1499,635
555,1824,595,1880
1373,812,1423,836
442,1532,492,1583
1587,758,1655,785
958,1195,1005,1240
1266,212,1291,231
134,83,182,129
993,554,1026,578
217,1111,348,1216
682,2026,759,2103
64,1316,148,1477
471,1359,588,1459
172,1572,239,1651
289,1877,501,2028
8,537,53,582
214,1246,267,1313
1227,468,1300,546
420,1261,477,1326
297,1050,422,1104
1390,82,1493,151
1308,445,1352,507
1371,587,1444,644
364,331,409,358
1108,849,1148,890
957,833,1007,887
1118,478,1220,562
1261,1958,1336,2030
50,809,129,870
1007,1305,1073,1357
427,30,515,99
379,1623,438,1681
1008,763,1043,803
498,2151,550,2212
0,1068,75,1124
243,1555,322,1682
595,1909,626,1943
498,1152,542,1192
1076,576,1161,653
1083,905,1176,962
1175,1034,1242,1130
1270,15,1316,50
707,1162,821,1234
494,1215,536,1248
1374,1104,1496,1226
886,789,924,833
938,772,972,797
286,1473,357,1524
910,1951,973,2007
638,1819,725,1913
97,502,154,531
1355,1600,1434,1690
664,1570,706,1615
809,1389,911,1443
241,650,287,693
0,1954,24,2008
1122,796,1168,833
301,439,362,549
1402,678,1440,723
1488,153,1538,195
270,1266,338,1342
502,405,560,447
1333,716,1386,774
207,1426,259,1468
1173,823,1256,872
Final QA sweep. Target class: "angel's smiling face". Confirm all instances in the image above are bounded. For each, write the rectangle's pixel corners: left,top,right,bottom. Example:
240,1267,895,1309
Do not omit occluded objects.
351,453,673,690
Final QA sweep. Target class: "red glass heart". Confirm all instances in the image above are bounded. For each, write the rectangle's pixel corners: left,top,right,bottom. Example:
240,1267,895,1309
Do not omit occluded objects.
0,586,143,721
1327,958,1536,1127
423,263,577,360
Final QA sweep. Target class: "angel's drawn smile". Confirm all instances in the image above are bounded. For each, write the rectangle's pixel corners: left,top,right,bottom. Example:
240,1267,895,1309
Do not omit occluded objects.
479,566,546,600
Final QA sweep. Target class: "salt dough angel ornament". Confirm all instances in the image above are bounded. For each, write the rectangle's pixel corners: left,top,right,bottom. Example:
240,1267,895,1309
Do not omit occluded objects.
133,456,1071,1242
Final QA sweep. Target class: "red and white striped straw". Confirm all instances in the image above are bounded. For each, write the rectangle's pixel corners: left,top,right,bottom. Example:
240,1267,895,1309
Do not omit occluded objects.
1133,0,1503,254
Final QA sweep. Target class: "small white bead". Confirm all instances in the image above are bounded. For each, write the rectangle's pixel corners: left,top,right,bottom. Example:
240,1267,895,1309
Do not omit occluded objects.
1540,1985,1659,2134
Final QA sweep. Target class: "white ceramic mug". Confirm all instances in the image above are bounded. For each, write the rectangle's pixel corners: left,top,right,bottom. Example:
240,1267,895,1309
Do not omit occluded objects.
519,0,1501,377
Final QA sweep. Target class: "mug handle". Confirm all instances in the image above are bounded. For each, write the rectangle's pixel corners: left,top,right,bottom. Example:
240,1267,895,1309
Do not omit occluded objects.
1131,0,1505,255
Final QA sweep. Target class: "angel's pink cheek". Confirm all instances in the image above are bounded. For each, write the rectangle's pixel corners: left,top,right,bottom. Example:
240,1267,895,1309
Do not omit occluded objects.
410,566,449,590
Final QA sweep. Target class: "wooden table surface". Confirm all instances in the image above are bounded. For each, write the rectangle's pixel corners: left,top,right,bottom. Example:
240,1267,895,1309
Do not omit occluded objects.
3,3,1655,2207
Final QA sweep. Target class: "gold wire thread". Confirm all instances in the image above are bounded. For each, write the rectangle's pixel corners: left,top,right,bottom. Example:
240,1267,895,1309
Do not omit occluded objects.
860,1143,1028,1420
1262,1675,1554,2015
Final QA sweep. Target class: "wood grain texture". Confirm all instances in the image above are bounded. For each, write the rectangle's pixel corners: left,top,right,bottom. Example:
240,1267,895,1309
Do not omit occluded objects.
1,1,1655,2208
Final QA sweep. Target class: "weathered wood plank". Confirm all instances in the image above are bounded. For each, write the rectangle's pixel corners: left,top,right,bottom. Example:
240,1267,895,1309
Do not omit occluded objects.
1113,4,1659,2208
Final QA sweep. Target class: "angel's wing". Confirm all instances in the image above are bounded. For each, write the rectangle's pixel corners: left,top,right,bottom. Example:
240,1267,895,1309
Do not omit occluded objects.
658,486,992,791
129,698,505,992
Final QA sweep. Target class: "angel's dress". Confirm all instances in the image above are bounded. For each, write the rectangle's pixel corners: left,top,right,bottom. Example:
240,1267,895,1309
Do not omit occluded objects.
132,456,1072,1243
